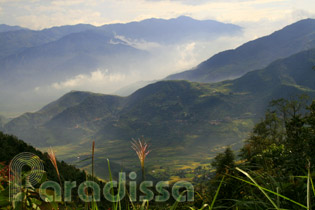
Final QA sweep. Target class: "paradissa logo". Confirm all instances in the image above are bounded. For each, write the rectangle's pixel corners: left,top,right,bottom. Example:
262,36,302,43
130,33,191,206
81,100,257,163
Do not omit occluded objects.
9,152,194,203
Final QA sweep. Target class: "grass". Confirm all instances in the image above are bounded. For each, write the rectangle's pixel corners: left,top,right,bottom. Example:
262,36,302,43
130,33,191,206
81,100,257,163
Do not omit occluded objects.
228,168,310,209
2,142,315,210
36,114,254,179
39,136,245,184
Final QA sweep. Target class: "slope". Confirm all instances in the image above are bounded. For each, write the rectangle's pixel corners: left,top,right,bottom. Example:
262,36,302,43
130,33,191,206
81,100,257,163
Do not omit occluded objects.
167,18,315,83
0,24,26,33
4,49,315,176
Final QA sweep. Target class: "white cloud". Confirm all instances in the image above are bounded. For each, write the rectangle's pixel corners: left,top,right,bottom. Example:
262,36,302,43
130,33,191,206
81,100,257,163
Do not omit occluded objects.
2,0,314,30
51,69,126,91
146,0,287,5
176,42,197,69
113,35,162,51
290,9,315,20
51,0,86,6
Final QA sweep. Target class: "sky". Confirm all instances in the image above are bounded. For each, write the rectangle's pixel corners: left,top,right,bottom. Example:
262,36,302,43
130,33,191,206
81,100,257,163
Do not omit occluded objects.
0,0,314,32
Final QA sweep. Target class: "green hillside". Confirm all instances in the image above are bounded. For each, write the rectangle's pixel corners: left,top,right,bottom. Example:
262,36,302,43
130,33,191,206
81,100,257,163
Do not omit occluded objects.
3,49,315,178
0,131,86,187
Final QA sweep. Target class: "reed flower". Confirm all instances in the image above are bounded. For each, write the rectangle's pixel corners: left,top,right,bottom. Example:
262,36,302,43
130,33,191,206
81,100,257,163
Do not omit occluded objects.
131,137,151,180
48,147,61,184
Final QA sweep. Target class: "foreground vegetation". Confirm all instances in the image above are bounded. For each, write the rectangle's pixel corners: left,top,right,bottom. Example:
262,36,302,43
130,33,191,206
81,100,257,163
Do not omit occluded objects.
0,96,314,209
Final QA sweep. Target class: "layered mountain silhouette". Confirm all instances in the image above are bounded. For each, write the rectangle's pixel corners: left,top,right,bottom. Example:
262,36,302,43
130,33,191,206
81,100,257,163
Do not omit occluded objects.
0,16,242,115
99,16,241,44
167,18,315,83
1,19,315,175
1,30,146,89
0,24,26,33
3,48,315,172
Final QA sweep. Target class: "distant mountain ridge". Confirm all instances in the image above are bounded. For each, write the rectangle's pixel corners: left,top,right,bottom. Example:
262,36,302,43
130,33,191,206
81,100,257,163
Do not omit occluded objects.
3,48,315,175
0,16,241,61
166,18,315,83
0,24,26,32
0,24,96,60
1,30,146,89
0,16,242,115
99,16,242,44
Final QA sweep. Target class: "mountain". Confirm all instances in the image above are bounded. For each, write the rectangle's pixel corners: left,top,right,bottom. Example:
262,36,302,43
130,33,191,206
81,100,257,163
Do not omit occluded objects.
0,24,96,60
4,48,315,176
0,16,241,116
114,80,157,96
3,91,97,144
0,24,26,33
0,131,87,182
0,16,241,61
100,16,242,44
167,18,315,83
0,115,7,130
0,30,147,89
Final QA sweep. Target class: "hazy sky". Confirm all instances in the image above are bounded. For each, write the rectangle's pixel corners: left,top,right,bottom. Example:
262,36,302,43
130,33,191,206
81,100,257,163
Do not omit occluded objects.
0,0,314,31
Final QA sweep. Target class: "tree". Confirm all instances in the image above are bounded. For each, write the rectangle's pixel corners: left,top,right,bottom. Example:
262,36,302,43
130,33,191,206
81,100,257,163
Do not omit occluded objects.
240,110,285,170
212,147,235,175
240,96,314,173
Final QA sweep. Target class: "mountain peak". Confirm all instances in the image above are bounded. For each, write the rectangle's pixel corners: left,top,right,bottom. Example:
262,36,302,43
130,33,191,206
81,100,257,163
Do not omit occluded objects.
175,15,194,20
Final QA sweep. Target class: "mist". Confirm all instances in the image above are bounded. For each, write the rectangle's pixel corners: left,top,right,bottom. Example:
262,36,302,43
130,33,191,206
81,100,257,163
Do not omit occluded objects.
2,15,300,117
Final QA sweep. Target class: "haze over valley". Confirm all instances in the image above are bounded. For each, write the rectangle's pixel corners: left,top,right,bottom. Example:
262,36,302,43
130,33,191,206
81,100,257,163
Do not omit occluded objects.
0,16,245,116
1,1,315,208
1,17,314,178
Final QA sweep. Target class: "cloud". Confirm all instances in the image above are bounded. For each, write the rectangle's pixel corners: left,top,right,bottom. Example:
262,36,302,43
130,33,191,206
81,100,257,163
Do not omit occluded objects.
145,0,211,5
34,69,138,98
2,0,314,30
290,9,315,20
51,69,126,91
51,0,86,6
15,7,102,29
175,42,197,69
113,35,162,51
145,0,286,4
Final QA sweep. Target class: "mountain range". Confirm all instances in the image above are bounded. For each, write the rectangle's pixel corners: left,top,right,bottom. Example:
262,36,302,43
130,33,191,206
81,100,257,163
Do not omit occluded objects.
0,24,26,33
2,47,314,177
1,18,315,178
0,16,242,115
167,18,315,83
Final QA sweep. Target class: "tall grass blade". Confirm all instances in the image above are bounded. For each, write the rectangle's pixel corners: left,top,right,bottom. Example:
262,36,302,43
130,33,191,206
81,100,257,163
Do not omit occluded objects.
92,141,95,181
107,159,119,210
140,200,149,210
126,190,136,210
91,141,99,210
307,161,311,210
311,174,315,197
236,167,279,210
228,170,307,209
209,176,225,210
276,187,280,207
170,190,187,210
189,204,210,210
